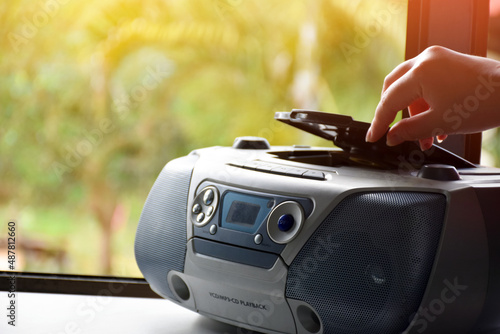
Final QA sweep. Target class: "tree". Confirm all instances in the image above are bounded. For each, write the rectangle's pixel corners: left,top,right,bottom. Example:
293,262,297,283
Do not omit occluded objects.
1,0,408,275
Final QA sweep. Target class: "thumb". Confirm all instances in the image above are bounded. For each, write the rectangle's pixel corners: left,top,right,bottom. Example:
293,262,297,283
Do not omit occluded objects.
386,111,441,146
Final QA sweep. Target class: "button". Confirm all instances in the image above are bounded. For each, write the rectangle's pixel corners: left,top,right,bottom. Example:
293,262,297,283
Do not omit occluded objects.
242,161,261,170
206,206,214,216
302,170,326,180
228,161,245,168
191,186,219,227
254,234,263,245
209,225,217,235
254,163,275,172
270,166,289,175
203,189,214,205
192,204,202,214
286,167,308,177
278,214,295,232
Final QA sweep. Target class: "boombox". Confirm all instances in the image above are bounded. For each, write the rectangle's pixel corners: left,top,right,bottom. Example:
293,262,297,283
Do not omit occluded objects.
135,110,500,334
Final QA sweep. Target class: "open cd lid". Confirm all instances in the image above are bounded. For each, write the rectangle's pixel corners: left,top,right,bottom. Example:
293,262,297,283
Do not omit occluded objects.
275,110,476,169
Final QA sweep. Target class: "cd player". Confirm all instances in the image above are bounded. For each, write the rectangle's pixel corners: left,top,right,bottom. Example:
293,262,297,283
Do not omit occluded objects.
135,110,500,334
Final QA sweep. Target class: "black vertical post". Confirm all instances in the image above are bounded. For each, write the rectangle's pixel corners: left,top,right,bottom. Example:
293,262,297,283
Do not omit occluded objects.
405,0,490,164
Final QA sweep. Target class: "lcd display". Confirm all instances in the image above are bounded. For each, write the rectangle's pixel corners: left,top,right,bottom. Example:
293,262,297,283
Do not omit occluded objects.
221,191,274,233
226,201,261,226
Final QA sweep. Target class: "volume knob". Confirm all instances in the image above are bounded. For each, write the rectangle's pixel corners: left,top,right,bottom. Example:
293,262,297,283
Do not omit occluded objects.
278,214,295,232
267,201,304,244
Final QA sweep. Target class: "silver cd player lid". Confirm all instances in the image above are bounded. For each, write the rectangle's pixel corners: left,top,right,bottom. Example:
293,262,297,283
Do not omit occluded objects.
275,110,476,169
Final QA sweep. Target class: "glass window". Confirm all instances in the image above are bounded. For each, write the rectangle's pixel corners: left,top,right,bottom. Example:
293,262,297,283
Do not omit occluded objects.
1,0,408,277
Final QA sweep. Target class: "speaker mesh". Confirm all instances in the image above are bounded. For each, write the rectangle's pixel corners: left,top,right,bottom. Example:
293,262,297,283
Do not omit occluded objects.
135,155,197,299
286,192,446,334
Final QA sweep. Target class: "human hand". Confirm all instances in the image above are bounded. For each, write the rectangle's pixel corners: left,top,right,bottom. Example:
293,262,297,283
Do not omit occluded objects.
365,46,500,150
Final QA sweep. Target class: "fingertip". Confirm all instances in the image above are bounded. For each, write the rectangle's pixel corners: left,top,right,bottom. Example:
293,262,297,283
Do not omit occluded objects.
386,132,403,147
419,137,434,151
365,127,373,142
366,122,389,143
436,134,448,143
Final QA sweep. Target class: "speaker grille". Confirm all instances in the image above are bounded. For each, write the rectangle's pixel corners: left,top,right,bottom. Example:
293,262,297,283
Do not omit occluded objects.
286,192,446,334
135,155,197,299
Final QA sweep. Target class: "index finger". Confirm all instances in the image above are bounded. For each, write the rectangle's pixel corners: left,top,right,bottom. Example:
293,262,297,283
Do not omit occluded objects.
366,68,423,142
381,58,414,93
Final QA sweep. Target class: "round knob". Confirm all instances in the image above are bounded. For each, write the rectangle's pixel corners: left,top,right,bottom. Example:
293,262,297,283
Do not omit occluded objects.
417,164,461,181
278,214,295,232
267,201,304,244
232,137,271,149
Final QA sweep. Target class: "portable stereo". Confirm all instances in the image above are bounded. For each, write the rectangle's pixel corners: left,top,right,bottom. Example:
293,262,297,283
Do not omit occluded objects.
135,110,500,334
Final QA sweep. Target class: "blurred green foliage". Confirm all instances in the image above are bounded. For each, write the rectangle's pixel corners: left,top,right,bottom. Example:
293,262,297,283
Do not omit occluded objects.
1,0,408,276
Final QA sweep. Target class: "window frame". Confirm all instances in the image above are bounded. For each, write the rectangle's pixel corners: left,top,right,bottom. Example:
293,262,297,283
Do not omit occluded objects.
0,271,160,298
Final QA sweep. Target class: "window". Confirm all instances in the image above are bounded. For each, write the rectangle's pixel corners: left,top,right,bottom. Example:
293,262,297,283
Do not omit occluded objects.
14,0,495,280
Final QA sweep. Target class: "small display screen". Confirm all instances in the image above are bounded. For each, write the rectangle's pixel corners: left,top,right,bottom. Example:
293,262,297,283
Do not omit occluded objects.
226,201,260,226
221,191,274,234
